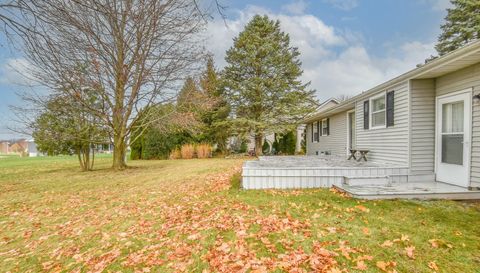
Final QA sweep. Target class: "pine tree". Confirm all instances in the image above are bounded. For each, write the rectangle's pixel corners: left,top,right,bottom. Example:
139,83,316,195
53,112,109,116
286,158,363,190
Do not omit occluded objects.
177,77,203,112
199,57,231,153
222,15,317,156
436,0,480,56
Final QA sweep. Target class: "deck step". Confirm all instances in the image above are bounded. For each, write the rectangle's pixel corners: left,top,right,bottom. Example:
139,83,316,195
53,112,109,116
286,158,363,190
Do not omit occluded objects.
343,176,390,186
408,173,435,182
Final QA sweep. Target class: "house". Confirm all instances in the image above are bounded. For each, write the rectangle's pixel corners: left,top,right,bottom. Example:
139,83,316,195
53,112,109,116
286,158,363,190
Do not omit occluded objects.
242,40,480,199
304,40,480,190
26,140,39,157
0,141,9,154
9,142,26,155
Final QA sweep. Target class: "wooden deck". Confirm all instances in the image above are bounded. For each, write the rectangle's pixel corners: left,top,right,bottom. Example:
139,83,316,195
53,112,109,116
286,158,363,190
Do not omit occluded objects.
241,156,480,200
242,156,409,190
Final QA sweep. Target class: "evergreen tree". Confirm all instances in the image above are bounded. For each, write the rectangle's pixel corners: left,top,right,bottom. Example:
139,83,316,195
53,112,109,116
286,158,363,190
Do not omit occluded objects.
436,0,480,55
177,77,204,113
199,57,231,153
222,15,317,156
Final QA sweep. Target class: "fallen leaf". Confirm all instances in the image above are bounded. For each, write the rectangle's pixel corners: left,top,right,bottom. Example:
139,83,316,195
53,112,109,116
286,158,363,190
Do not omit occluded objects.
187,233,200,240
376,261,396,272
405,246,415,259
355,205,370,213
362,227,370,235
429,239,439,248
327,227,337,233
355,260,368,270
428,261,439,271
381,240,393,248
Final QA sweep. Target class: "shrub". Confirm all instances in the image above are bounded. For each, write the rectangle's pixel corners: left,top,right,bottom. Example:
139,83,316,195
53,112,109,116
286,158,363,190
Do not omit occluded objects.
239,141,248,153
276,131,296,155
196,143,212,159
169,148,181,159
262,140,271,155
180,144,195,159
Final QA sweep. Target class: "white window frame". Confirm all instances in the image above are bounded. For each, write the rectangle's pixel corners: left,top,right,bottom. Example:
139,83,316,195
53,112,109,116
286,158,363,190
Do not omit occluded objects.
321,118,328,136
369,92,387,129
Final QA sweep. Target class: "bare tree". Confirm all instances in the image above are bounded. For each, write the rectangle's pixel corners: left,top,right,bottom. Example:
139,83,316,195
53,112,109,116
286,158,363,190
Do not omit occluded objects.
16,0,207,169
0,1,30,38
335,94,351,102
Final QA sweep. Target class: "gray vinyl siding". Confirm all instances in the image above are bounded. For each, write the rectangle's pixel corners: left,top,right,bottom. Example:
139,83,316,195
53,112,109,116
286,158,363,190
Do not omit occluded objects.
409,79,435,174
355,81,409,165
435,63,480,187
306,111,348,156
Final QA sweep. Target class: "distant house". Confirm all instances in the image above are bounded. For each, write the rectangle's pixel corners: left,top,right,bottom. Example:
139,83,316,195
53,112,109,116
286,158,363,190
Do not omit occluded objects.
26,140,39,157
304,40,480,189
9,142,26,155
0,141,9,154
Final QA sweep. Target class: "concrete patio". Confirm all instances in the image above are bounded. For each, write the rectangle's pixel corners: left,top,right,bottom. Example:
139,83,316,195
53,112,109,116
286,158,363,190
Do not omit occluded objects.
241,156,480,200
336,181,480,200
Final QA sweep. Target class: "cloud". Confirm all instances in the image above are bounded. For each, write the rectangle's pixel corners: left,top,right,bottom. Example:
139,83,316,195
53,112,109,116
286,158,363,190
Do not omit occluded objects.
205,5,345,67
323,0,358,11
204,5,437,101
281,0,308,15
421,0,452,11
0,58,35,86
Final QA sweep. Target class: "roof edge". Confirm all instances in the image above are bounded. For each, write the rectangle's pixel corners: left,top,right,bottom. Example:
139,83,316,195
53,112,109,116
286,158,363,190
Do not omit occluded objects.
303,40,480,123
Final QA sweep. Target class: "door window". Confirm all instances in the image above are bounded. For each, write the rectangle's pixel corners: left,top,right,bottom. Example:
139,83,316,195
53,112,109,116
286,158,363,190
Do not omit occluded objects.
441,101,464,165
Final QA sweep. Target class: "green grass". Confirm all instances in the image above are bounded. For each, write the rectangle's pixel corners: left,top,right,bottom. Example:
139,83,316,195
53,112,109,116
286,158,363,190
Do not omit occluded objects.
0,156,479,272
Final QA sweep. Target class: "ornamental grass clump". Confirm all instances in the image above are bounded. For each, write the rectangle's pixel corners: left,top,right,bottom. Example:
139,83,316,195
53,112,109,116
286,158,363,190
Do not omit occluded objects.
180,144,195,159
196,143,212,159
169,148,181,160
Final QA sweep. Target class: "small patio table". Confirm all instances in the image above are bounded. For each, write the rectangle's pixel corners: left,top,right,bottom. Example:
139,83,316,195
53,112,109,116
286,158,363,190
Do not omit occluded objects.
347,149,357,160
357,150,369,162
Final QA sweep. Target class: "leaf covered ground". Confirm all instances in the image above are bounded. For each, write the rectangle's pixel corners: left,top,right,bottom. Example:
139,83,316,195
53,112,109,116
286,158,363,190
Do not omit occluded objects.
0,156,479,272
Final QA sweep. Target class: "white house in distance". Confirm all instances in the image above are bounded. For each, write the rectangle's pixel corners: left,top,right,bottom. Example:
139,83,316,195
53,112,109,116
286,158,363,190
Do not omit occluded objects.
304,40,480,190
242,40,480,199
26,139,39,157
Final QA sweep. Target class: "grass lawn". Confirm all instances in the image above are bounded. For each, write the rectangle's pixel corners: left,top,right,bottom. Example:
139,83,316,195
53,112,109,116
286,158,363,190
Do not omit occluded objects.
0,156,479,272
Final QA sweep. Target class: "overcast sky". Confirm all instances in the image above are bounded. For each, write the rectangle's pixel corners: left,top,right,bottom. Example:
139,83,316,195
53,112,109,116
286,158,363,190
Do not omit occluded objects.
0,0,451,139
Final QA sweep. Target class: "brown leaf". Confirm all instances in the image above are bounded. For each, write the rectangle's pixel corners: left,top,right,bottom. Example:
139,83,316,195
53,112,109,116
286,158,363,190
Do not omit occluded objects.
405,246,415,259
355,205,370,213
381,240,393,248
428,261,439,271
376,261,396,272
428,239,439,248
355,260,368,270
362,227,370,235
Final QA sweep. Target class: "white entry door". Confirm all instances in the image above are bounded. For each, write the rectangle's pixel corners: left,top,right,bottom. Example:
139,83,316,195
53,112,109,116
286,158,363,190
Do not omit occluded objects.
436,91,471,187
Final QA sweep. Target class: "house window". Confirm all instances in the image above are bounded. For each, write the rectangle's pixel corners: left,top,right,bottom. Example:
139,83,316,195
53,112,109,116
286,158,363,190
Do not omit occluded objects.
313,121,319,142
321,119,328,136
370,93,386,128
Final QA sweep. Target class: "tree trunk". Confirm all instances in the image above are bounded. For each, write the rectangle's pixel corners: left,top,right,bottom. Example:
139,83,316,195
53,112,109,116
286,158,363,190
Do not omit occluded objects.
77,150,85,171
112,134,127,170
90,145,95,171
254,133,263,156
83,146,89,171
